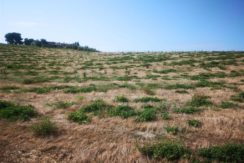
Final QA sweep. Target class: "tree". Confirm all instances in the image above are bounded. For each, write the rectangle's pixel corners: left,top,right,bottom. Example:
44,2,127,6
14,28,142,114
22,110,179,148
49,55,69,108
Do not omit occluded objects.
24,38,34,45
5,33,23,45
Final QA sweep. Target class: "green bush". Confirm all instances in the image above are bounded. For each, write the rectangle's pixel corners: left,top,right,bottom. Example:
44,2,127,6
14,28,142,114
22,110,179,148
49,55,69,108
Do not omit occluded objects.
139,140,189,160
109,105,136,118
114,96,129,103
135,96,161,103
199,144,244,162
0,100,37,121
136,107,157,122
68,110,90,124
188,119,202,127
31,117,58,136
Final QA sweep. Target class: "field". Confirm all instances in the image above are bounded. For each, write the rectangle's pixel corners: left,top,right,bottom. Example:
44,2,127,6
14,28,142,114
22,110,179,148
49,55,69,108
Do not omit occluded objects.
0,44,244,162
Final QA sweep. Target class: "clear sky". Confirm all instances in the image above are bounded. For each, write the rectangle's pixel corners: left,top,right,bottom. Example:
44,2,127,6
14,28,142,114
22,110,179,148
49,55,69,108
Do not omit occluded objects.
0,0,244,51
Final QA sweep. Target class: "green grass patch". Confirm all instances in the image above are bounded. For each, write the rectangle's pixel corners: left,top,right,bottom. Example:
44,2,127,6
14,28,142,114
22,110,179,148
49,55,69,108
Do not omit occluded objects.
0,100,37,121
231,92,244,103
199,143,244,162
50,101,75,109
174,106,201,114
139,140,189,160
68,110,90,124
136,107,157,122
188,95,213,107
114,96,129,103
220,101,238,109
82,99,112,116
165,126,179,135
187,119,202,127
135,96,161,103
109,105,136,118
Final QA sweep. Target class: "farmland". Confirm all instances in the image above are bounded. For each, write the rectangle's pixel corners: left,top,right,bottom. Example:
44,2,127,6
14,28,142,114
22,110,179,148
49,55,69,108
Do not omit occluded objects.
0,44,244,162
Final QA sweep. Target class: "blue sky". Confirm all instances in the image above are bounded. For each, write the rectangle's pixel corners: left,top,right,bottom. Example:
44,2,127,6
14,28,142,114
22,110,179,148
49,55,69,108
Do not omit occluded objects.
0,0,243,51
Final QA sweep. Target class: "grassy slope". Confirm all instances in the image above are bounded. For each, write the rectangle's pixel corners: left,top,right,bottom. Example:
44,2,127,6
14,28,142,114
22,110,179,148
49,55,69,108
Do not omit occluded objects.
0,44,244,162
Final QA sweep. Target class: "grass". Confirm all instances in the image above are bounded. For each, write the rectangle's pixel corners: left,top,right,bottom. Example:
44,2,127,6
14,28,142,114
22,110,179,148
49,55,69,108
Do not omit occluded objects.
68,110,90,124
82,99,112,116
231,92,244,103
165,126,179,135
161,112,170,120
31,117,58,136
220,101,237,109
199,143,244,162
114,96,129,103
174,106,201,114
109,105,136,118
51,101,75,109
136,107,157,122
134,96,161,103
188,95,213,107
139,140,189,160
0,100,37,121
187,119,202,127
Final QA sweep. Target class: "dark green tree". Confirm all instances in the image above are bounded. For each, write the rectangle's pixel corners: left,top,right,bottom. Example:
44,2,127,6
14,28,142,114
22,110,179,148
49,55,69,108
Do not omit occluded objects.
5,33,23,45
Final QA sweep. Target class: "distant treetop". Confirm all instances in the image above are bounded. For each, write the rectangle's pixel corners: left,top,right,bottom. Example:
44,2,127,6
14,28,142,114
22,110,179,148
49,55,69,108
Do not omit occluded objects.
4,32,98,52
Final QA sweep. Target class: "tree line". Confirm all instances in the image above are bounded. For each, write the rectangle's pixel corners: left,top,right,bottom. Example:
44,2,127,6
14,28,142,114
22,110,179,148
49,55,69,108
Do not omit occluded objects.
4,32,98,52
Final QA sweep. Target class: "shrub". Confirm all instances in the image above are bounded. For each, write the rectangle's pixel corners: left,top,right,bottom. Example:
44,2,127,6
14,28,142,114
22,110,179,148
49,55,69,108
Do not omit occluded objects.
139,140,189,160
135,96,161,103
109,105,136,118
68,110,90,124
165,126,179,135
188,119,202,127
0,100,37,121
31,117,58,136
199,144,244,162
136,107,157,122
114,96,129,103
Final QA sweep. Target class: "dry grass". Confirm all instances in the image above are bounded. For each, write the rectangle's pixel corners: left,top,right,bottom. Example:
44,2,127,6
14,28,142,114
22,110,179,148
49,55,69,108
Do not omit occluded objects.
0,45,244,162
